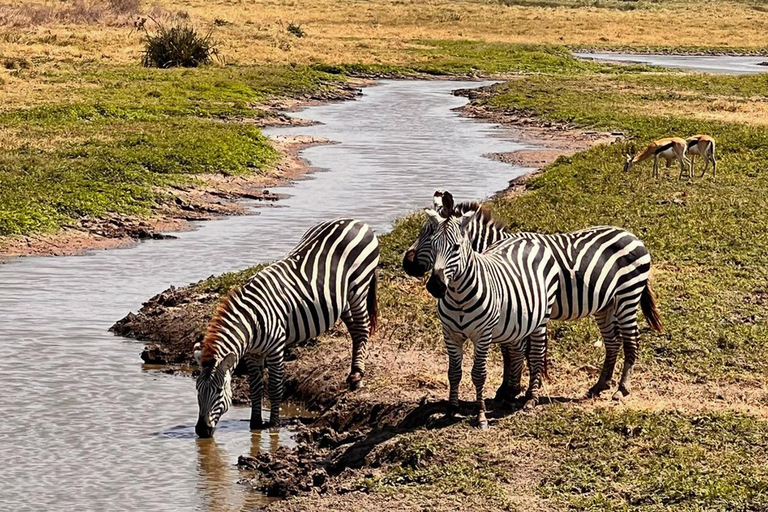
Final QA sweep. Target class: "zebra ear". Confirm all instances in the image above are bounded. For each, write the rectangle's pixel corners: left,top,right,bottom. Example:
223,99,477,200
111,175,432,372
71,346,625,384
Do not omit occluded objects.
459,210,477,231
432,190,444,212
441,191,454,213
193,342,202,366
424,208,441,226
218,352,237,375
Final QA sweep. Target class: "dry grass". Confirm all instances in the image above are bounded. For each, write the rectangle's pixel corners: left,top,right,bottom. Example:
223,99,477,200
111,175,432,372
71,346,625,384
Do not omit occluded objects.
0,0,767,110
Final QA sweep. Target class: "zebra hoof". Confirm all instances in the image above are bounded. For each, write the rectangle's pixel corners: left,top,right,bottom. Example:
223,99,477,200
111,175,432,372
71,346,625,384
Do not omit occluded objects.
523,399,537,411
346,372,364,391
612,387,629,401
446,404,459,419
478,420,489,431
586,384,609,399
250,420,264,431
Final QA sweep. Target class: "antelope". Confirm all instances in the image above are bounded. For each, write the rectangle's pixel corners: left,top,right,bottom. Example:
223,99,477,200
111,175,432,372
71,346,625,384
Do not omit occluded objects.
623,137,689,179
686,135,717,178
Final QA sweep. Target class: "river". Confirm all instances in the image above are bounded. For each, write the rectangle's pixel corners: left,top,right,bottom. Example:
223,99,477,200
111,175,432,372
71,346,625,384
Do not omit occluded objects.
576,52,768,74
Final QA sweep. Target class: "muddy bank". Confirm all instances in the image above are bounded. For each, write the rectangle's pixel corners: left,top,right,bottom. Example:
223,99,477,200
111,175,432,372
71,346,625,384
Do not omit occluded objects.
455,84,619,181
0,82,364,262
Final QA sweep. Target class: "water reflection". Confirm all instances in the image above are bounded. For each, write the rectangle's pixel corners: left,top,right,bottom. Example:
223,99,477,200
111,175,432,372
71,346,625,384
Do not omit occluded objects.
196,437,274,512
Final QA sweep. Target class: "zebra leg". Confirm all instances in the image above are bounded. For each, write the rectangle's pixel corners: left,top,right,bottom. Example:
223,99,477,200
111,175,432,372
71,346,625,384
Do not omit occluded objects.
523,327,547,411
245,355,265,430
614,313,642,401
341,298,370,391
587,308,621,398
494,342,523,405
266,352,285,428
445,335,464,418
471,334,492,430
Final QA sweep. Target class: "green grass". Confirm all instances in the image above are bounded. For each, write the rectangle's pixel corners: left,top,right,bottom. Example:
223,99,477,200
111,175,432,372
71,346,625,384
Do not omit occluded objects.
316,40,655,77
0,120,277,235
0,64,347,237
357,406,768,511
465,72,768,381
511,406,768,511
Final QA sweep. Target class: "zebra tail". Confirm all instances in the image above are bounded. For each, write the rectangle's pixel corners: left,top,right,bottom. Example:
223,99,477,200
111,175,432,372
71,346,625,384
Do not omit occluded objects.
641,282,664,333
367,272,378,337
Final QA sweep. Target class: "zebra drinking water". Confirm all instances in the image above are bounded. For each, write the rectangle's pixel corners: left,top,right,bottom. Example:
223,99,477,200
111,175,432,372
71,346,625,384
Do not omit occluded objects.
194,218,379,438
404,191,663,402
425,194,560,428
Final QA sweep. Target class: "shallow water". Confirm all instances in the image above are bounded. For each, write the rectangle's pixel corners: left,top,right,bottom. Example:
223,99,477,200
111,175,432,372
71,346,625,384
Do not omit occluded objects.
576,52,768,74
0,80,533,510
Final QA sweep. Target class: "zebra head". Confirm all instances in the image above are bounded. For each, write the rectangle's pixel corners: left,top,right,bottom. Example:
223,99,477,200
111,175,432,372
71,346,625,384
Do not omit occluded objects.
194,349,237,438
403,191,446,277
424,198,478,299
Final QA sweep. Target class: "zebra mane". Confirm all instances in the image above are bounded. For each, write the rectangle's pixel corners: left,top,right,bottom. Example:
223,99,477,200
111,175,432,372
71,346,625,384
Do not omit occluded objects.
451,201,508,232
200,288,242,367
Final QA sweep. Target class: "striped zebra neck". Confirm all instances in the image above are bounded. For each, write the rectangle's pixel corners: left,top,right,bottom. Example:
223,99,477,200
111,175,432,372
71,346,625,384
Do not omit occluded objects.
201,280,271,367
444,245,482,302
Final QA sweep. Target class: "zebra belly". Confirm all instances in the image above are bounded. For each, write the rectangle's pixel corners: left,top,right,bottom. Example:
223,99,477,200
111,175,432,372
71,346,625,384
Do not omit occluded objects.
284,294,348,344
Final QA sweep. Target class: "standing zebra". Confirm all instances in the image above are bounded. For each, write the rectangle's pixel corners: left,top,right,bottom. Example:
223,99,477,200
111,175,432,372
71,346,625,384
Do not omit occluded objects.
194,218,379,438
404,191,663,402
425,198,560,428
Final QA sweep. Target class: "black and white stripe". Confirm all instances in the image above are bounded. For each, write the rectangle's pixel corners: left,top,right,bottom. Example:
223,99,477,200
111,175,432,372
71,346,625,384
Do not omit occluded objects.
195,218,379,437
404,192,662,403
424,202,560,428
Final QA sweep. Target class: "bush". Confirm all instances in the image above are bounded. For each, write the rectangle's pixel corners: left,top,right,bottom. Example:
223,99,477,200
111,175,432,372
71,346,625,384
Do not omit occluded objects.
287,22,305,38
141,22,219,68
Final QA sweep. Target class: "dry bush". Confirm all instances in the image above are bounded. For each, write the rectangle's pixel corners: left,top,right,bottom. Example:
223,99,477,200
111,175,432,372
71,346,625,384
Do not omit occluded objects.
141,20,219,68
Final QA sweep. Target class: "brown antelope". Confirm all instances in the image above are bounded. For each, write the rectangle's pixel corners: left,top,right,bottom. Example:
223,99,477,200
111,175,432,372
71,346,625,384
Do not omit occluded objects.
686,135,717,178
623,137,689,179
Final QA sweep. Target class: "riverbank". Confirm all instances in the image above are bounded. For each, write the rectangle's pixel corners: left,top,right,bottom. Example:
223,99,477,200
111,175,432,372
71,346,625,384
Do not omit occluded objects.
0,77,362,261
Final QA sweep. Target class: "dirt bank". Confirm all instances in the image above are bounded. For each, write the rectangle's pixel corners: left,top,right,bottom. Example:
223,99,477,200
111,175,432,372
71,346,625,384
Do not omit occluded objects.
0,82,364,262
455,84,620,184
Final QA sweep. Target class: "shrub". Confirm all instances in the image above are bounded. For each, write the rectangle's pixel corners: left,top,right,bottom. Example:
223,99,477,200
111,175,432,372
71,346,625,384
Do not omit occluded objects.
141,21,219,68
287,22,305,38
3,57,32,70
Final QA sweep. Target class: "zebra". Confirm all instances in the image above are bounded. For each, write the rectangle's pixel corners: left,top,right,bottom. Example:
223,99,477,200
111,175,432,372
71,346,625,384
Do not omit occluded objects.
404,191,663,403
424,197,560,429
194,218,379,438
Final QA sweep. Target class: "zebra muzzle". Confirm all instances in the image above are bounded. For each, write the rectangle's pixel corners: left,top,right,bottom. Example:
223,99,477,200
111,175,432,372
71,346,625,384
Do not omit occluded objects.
195,419,214,438
402,250,425,277
426,272,447,298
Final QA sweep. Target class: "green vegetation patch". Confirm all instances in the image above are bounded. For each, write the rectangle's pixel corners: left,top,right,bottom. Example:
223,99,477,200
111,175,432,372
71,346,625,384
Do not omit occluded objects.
509,406,768,511
0,64,348,237
0,120,277,236
469,71,768,381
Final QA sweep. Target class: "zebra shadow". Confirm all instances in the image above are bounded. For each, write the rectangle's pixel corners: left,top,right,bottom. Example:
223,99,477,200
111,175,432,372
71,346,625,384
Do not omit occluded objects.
328,395,580,473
